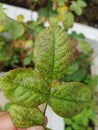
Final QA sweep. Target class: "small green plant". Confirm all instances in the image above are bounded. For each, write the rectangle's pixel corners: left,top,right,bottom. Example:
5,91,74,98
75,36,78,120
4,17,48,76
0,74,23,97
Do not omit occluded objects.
0,25,91,129
62,32,98,130
37,0,87,29
0,3,37,69
64,106,95,130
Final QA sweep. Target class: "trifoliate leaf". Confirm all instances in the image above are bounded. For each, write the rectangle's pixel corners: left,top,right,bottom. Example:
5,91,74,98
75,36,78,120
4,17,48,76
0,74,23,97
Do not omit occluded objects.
10,104,44,128
70,2,83,16
49,82,91,118
0,68,50,107
34,25,72,82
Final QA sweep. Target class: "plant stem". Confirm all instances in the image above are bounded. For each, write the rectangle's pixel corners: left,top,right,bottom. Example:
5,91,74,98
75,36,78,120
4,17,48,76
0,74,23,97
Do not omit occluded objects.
44,102,48,115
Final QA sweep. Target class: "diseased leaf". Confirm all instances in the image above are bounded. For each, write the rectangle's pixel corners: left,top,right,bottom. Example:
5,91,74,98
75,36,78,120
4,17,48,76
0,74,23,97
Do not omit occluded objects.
10,104,44,128
0,68,50,107
34,26,72,82
49,82,91,118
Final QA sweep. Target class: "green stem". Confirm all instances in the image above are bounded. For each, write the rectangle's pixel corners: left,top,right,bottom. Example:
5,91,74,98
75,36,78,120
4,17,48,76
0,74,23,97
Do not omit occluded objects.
44,102,48,115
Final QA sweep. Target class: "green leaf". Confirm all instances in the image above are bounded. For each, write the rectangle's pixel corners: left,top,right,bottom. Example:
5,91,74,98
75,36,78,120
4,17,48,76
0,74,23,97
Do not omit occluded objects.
0,3,2,10
2,19,25,39
66,127,72,130
0,68,50,107
57,0,67,6
72,68,86,82
49,82,91,118
70,31,85,40
34,25,72,82
10,104,44,128
78,40,93,52
78,33,85,39
0,11,7,21
3,19,12,31
45,127,52,130
38,8,49,19
62,12,74,29
23,57,32,66
64,118,72,125
70,2,83,16
0,3,7,21
0,105,2,111
82,116,88,126
11,21,25,40
63,68,87,82
4,102,11,111
77,0,87,8
72,122,80,129
66,62,79,75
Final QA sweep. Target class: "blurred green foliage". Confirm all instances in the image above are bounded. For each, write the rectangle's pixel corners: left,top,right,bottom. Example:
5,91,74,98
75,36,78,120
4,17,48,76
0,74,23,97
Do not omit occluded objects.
62,32,98,130
0,0,87,70
0,1,97,129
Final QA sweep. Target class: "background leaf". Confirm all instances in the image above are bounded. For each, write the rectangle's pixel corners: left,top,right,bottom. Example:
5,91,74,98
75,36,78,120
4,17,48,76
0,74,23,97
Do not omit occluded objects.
10,104,44,128
70,2,83,16
77,0,87,8
78,40,93,52
34,25,72,82
4,102,11,111
0,68,50,107
49,82,91,118
0,11,7,21
11,21,25,40
0,3,7,21
0,106,2,111
2,19,25,40
62,12,74,29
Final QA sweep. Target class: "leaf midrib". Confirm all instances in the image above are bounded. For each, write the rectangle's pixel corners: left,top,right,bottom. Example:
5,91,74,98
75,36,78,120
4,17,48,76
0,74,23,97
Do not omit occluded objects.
50,95,90,103
51,30,55,82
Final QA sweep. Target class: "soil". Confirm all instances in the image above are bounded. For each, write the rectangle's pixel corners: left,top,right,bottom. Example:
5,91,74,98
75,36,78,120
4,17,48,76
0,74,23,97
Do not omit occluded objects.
0,0,98,28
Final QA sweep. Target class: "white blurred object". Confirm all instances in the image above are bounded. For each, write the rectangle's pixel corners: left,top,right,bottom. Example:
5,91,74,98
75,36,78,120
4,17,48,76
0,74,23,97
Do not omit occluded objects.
46,106,65,130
